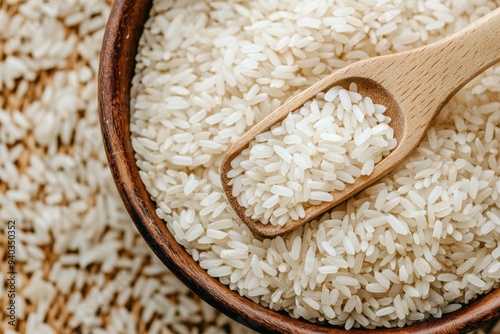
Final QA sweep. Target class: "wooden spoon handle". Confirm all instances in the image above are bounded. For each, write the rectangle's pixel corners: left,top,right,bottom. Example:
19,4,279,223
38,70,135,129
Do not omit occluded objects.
381,7,500,121
402,8,500,109
341,7,500,153
431,7,500,90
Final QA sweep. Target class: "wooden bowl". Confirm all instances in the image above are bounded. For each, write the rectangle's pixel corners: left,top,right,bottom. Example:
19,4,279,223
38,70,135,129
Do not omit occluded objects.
98,0,500,332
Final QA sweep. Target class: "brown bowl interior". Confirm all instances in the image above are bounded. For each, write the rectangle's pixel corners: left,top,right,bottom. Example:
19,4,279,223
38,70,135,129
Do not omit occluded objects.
97,0,500,332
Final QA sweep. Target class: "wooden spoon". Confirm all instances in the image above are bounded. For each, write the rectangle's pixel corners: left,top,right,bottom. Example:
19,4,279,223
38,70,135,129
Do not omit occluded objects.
220,8,500,238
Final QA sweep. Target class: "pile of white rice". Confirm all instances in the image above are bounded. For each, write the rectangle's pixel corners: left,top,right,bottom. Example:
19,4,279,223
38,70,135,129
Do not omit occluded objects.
0,1,251,333
228,83,396,226
131,0,500,330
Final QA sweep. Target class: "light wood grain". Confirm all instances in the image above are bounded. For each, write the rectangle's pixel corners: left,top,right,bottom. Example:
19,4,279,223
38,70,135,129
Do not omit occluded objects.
220,8,500,238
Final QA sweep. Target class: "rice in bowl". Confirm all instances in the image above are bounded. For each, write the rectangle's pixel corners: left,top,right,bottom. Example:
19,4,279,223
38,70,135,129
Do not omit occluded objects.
130,0,500,329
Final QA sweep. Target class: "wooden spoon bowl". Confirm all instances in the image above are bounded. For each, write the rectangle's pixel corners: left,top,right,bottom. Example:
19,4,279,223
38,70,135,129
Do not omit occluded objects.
221,77,405,238
98,0,500,332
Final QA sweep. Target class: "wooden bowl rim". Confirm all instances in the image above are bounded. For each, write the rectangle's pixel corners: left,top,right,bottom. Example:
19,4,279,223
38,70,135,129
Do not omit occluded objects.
97,0,500,333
